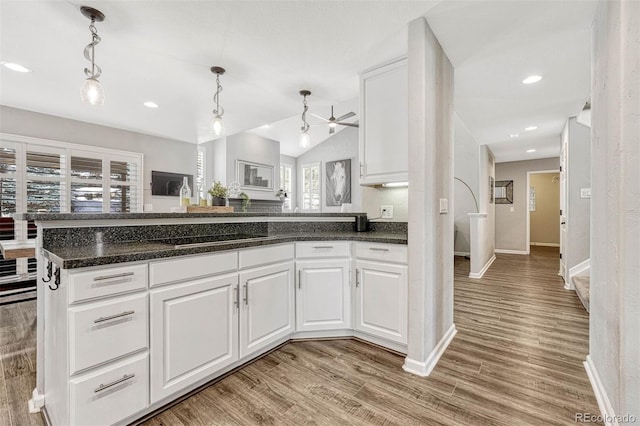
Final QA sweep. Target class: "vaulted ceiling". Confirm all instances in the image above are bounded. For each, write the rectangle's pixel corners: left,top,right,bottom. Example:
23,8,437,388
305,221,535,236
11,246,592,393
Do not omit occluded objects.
0,1,596,161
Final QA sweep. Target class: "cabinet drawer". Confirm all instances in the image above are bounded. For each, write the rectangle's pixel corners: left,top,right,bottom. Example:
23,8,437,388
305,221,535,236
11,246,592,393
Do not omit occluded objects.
296,242,351,259
239,243,294,269
68,263,147,304
70,352,148,426
355,242,407,263
149,251,238,287
69,293,148,375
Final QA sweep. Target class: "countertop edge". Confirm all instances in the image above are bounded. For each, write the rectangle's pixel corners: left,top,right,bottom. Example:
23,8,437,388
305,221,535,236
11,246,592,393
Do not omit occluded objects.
45,233,408,269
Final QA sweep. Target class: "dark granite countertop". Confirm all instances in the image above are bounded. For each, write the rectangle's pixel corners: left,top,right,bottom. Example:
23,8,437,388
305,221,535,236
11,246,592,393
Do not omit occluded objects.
44,231,407,269
16,212,366,221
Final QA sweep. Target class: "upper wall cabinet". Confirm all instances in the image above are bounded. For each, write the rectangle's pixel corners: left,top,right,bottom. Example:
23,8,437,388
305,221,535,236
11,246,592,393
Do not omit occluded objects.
359,58,408,186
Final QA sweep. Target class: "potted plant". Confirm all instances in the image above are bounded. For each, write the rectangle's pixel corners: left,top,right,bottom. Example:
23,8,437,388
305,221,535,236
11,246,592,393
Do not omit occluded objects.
208,181,228,206
239,192,251,212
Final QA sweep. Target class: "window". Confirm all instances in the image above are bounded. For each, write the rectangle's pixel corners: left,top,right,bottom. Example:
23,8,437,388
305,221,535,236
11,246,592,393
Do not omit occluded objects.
196,147,206,199
280,163,293,211
301,162,320,211
0,134,143,284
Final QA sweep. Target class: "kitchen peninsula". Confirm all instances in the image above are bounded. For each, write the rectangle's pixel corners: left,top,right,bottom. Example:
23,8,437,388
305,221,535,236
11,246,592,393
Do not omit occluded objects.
21,212,408,426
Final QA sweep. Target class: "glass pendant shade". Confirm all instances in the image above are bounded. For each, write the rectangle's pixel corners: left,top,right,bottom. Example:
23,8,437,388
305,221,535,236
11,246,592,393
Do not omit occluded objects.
81,77,104,105
299,132,310,148
211,115,225,137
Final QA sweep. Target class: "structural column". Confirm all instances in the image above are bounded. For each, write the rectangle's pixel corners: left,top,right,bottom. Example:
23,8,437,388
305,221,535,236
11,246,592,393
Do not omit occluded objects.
588,0,639,420
403,17,456,376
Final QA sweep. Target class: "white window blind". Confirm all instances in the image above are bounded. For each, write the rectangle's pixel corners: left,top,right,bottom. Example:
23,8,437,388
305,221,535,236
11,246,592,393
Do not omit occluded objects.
196,148,205,197
0,134,144,283
301,162,320,211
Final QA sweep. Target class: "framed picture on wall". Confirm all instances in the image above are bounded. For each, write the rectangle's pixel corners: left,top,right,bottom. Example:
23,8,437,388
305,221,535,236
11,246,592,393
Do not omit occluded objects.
236,160,274,191
151,171,193,196
325,159,352,206
495,180,514,204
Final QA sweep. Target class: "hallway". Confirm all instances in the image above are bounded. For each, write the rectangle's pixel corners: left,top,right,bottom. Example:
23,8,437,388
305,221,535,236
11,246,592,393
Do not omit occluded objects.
0,247,601,425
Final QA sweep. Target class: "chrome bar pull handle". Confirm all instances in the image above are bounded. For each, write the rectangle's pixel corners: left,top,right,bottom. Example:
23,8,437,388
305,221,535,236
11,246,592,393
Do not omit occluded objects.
369,247,390,252
93,272,134,282
298,270,302,289
312,245,333,249
94,374,135,393
243,283,248,305
94,310,135,324
356,269,360,287
234,284,240,309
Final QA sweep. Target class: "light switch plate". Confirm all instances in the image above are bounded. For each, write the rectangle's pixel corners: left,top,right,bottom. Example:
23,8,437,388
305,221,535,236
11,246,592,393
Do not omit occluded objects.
439,198,448,214
580,188,592,199
381,205,393,219
510,206,515,213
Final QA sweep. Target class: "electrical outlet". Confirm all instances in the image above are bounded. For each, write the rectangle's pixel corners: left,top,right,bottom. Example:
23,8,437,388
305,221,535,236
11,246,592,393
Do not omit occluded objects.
380,205,393,219
580,188,592,199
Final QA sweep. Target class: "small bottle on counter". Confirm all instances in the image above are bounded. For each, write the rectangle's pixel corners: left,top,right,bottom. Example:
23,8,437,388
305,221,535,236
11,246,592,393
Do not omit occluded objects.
179,176,191,206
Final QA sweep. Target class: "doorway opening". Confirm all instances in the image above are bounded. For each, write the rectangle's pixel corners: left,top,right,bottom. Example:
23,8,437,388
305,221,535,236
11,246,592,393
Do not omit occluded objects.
526,170,561,256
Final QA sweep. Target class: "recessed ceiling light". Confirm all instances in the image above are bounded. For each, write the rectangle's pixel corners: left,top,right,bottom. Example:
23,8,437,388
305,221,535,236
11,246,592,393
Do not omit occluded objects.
509,133,520,138
524,126,538,131
3,62,31,73
522,75,542,84
143,101,159,108
527,149,537,153
262,124,271,128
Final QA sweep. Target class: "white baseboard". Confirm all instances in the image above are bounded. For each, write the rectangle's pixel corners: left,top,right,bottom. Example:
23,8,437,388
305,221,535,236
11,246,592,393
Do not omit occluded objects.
570,258,590,278
28,388,44,413
584,355,618,426
454,251,470,257
495,248,529,255
530,242,560,247
403,324,457,377
469,254,495,279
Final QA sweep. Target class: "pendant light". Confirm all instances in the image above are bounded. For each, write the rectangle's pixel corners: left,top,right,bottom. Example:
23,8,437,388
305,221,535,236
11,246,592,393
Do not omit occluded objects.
299,90,311,148
211,66,226,137
80,6,105,105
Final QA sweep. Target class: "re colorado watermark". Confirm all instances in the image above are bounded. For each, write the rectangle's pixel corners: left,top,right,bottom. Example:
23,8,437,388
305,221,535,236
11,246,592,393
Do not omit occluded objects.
575,413,637,423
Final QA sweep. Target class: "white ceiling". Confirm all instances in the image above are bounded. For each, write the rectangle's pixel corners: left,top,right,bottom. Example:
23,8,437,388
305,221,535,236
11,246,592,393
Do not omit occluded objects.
0,1,596,162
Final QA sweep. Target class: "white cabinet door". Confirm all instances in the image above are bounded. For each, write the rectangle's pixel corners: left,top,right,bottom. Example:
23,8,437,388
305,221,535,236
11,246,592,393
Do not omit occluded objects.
355,260,407,344
150,272,239,403
360,57,408,185
239,262,294,358
296,259,351,332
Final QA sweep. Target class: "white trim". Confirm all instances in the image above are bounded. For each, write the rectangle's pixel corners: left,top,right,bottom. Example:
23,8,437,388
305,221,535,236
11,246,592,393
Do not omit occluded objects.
567,258,590,290
28,388,45,413
469,254,495,279
569,258,591,278
1,132,142,157
584,355,618,426
530,242,560,247
468,212,487,218
454,251,470,257
402,324,457,377
495,248,529,255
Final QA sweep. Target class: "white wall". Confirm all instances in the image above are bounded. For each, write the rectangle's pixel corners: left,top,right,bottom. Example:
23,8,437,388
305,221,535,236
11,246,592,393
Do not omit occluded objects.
362,187,408,221
470,145,495,274
404,16,455,375
565,118,591,271
453,114,480,255
296,127,362,213
0,106,196,212
494,157,560,252
589,0,639,419
222,132,281,200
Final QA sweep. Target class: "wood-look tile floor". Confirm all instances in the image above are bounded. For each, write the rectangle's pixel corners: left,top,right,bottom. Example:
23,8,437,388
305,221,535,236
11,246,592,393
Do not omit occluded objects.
1,247,600,426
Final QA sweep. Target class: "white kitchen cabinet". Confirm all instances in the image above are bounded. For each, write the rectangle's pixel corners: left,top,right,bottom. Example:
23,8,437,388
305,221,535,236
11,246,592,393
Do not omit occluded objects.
295,259,351,332
359,57,408,185
150,272,239,403
354,259,408,344
239,261,295,358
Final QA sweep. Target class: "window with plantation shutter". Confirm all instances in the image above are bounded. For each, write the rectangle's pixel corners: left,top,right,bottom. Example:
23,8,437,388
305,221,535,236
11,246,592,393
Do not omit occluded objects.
196,148,205,198
0,135,143,287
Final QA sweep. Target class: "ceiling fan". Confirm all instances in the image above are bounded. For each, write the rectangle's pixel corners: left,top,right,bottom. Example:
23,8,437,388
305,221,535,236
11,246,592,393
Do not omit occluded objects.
311,106,358,134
